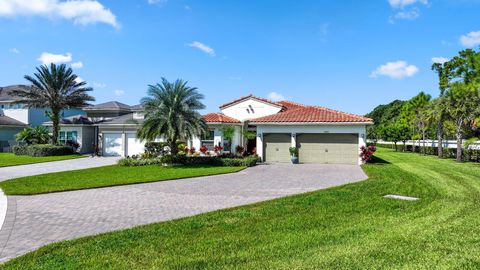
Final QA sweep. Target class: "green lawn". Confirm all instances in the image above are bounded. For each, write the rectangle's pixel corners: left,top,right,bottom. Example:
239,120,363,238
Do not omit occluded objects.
0,153,84,167
0,165,245,195
3,148,480,269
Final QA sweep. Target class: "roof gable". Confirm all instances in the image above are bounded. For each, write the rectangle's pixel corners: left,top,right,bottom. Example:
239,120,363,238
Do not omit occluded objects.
84,101,132,111
219,94,283,109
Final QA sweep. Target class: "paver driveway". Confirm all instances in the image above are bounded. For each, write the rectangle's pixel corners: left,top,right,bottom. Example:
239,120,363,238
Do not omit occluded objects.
0,163,367,262
0,157,120,181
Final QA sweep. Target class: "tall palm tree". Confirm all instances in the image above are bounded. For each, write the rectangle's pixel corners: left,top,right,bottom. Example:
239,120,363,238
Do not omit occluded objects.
10,64,95,145
137,78,208,154
432,61,452,158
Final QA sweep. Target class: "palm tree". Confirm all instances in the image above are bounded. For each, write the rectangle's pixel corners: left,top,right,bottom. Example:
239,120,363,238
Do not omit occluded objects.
432,61,453,158
137,78,208,155
11,64,95,145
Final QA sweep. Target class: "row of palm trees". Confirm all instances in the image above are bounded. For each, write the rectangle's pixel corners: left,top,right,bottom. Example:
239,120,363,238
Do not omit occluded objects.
12,64,208,151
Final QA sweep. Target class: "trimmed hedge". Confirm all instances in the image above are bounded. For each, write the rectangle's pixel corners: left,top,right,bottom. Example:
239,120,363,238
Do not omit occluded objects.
118,155,260,167
12,144,74,157
375,143,480,162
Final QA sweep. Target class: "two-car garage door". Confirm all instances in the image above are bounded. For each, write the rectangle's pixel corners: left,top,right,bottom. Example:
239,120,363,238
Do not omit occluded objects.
103,133,144,157
263,133,358,164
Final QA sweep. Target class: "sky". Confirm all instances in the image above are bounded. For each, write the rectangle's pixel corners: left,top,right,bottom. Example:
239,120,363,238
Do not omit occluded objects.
1,0,480,115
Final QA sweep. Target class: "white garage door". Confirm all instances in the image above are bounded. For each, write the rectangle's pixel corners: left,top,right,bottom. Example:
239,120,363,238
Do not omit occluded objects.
126,133,144,156
103,133,123,156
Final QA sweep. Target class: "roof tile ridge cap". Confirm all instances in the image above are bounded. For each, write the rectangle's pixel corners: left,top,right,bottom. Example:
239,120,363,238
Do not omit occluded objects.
279,100,308,107
250,106,306,121
310,105,372,120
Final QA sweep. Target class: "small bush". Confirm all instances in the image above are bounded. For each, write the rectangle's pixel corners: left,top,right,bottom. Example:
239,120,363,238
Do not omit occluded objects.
144,142,169,157
360,145,376,162
118,154,259,167
12,144,74,157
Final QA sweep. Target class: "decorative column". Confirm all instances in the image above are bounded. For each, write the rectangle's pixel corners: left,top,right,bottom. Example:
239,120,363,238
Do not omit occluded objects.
256,132,263,161
291,133,296,148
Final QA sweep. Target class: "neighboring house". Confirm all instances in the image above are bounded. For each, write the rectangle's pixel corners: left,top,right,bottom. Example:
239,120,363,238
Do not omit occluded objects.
0,85,85,152
50,95,372,165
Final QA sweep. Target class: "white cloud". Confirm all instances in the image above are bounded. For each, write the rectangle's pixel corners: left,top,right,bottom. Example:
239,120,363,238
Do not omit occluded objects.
388,0,427,23
37,52,72,65
460,31,480,48
114,89,124,96
388,0,427,8
389,8,420,23
148,0,167,5
370,61,419,79
75,76,84,83
0,0,119,28
93,82,107,88
267,92,286,101
431,57,449,64
71,61,83,69
188,41,215,56
9,48,20,54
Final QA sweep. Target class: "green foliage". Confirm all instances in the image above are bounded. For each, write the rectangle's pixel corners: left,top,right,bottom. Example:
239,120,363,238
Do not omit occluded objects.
137,78,208,154
365,100,406,141
221,125,235,143
118,155,259,167
144,142,170,156
289,147,298,157
15,126,50,145
14,64,95,145
12,144,74,157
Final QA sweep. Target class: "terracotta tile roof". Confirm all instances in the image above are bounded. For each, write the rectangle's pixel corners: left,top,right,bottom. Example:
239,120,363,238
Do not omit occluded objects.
219,94,283,109
250,105,373,124
203,113,240,123
277,100,307,111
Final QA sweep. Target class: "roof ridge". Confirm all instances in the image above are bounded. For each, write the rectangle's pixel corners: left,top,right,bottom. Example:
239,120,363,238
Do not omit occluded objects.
310,105,372,121
219,94,283,109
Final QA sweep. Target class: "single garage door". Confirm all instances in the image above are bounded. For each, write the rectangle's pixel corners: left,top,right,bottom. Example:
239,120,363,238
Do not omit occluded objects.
297,134,358,164
103,133,123,156
264,133,291,163
126,133,145,156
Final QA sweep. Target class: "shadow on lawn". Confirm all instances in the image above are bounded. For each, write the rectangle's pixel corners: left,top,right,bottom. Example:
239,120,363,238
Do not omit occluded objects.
368,155,390,165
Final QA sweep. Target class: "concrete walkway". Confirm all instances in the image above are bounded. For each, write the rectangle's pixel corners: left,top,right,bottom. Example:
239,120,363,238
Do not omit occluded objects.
0,163,367,262
0,157,120,181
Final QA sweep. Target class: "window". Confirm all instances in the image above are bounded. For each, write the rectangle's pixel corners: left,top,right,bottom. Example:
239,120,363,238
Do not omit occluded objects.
201,130,215,150
59,131,78,144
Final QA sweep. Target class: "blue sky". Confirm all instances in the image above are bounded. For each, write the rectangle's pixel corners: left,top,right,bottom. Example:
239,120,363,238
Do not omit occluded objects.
1,0,480,115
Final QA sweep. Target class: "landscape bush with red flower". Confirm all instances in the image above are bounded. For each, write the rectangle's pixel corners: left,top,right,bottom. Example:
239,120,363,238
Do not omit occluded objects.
360,145,376,162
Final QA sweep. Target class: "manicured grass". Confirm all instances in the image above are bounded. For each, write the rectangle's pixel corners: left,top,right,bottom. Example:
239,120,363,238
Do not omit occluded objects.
3,149,480,269
0,153,84,167
0,165,245,195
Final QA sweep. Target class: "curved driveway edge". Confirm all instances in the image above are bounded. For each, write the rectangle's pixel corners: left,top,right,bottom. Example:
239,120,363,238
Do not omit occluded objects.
0,157,120,182
0,190,7,231
0,163,368,262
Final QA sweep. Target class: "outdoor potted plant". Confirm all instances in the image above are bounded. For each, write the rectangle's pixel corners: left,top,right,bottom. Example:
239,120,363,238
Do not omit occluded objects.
289,147,299,164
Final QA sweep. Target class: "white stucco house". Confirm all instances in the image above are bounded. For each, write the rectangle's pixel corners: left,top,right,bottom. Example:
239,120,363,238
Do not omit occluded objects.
51,95,372,165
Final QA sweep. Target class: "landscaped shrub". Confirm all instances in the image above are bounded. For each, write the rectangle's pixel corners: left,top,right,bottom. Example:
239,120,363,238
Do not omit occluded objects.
118,155,260,167
144,142,169,156
359,145,376,162
12,144,74,157
200,145,208,154
375,143,480,163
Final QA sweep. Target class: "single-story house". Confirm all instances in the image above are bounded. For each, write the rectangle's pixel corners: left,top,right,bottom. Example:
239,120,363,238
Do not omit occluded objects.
48,95,372,165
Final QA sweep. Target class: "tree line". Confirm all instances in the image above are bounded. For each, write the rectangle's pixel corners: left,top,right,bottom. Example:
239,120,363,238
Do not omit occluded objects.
366,48,480,162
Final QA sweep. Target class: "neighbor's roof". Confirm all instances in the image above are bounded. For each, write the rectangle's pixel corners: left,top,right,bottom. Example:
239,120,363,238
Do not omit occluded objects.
84,101,132,111
203,113,241,123
96,113,144,126
219,94,284,109
0,115,27,126
250,104,373,124
0,85,29,102
44,115,93,126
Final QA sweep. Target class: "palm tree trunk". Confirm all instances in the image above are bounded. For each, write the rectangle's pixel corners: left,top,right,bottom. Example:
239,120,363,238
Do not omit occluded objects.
437,121,444,158
51,109,60,145
456,120,463,162
422,127,426,156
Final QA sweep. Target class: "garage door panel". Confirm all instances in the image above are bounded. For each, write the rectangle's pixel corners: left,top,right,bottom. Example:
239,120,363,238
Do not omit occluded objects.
264,134,291,163
104,133,123,156
126,134,145,156
297,134,357,164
